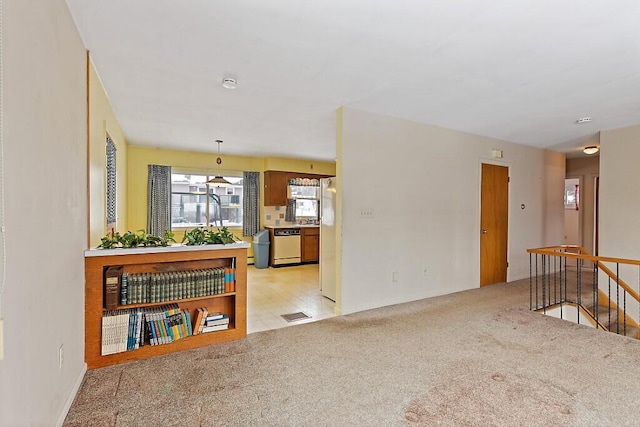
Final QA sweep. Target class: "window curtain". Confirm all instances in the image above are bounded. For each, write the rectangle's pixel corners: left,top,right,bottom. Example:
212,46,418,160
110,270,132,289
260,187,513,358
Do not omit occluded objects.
106,136,117,226
242,171,260,237
285,199,296,222
147,165,172,236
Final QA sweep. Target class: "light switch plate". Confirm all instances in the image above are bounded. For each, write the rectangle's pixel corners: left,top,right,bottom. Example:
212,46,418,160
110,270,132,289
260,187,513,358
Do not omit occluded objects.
360,210,374,218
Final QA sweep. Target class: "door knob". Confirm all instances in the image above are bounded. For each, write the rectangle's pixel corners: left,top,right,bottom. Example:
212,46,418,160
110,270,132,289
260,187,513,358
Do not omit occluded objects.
481,229,488,234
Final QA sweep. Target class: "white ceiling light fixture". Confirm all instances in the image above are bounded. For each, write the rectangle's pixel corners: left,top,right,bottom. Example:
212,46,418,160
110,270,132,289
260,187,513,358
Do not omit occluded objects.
221,78,237,89
576,117,593,124
206,140,231,186
583,146,599,155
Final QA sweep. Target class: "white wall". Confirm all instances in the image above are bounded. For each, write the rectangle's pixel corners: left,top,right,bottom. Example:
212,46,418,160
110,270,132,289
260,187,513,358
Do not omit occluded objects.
599,124,640,260
599,125,640,313
338,108,564,314
0,0,88,425
543,304,596,328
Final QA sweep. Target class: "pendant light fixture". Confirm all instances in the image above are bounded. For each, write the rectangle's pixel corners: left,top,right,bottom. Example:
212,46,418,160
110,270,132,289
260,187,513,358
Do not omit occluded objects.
206,140,231,186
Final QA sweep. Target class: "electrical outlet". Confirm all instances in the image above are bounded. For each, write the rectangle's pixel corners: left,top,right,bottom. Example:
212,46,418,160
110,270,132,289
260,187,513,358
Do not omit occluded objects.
392,271,399,283
59,344,64,369
423,269,428,276
0,318,4,361
360,210,374,218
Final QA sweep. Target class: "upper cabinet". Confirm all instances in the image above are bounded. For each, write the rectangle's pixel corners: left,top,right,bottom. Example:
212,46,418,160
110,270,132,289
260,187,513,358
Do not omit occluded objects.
263,170,331,206
263,171,290,206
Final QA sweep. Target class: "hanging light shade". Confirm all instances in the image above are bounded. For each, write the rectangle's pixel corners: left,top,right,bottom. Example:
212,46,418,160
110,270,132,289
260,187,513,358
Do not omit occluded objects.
207,176,231,185
206,140,231,186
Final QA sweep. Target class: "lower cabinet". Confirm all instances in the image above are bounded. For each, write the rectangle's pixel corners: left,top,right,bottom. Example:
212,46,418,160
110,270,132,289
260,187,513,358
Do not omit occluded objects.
84,244,248,369
301,227,320,263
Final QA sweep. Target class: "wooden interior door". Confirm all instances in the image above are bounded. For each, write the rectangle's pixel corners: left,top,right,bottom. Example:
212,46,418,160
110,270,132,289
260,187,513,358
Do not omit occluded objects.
480,163,509,286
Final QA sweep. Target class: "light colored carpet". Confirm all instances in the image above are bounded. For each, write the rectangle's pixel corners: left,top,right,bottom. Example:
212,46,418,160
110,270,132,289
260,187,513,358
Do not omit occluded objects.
64,278,640,426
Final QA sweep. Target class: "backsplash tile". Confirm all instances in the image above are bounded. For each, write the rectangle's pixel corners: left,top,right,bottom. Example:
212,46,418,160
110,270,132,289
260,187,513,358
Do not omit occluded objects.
264,206,297,227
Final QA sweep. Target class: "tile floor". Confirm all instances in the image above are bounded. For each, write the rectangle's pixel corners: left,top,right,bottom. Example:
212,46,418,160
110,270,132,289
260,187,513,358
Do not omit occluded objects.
246,263,337,333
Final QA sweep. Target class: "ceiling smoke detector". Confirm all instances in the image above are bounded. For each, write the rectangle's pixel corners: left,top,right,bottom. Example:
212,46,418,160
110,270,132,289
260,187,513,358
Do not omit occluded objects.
222,78,237,89
576,117,592,124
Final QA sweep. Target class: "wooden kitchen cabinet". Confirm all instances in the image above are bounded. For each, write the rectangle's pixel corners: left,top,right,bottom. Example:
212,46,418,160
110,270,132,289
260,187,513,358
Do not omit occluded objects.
263,170,333,206
301,227,320,263
264,171,291,206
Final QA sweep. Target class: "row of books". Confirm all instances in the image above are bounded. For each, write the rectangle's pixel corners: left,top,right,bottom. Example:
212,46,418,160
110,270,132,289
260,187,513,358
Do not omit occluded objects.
119,267,236,306
100,304,231,355
147,305,193,346
191,307,230,334
101,308,145,355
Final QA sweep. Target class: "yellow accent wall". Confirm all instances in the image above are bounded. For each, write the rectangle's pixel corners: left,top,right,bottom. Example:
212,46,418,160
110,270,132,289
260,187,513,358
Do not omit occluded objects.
88,58,128,246
264,157,336,175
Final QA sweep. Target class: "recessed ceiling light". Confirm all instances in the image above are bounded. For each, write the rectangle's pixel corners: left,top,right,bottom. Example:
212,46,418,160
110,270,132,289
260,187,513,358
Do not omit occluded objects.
576,117,592,124
583,146,599,155
222,78,237,89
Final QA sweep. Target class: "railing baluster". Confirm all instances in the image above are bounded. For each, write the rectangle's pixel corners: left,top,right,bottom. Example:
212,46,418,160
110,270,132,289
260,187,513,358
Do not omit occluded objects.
623,286,627,336
529,252,532,310
593,262,599,328
536,254,540,310
608,275,612,332
563,253,567,307
542,255,547,314
548,253,552,309
553,253,557,306
577,257,581,325
616,263,620,335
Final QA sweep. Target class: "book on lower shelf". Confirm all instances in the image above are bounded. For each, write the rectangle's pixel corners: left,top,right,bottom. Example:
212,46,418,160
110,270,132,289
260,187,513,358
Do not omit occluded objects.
201,313,230,333
201,323,229,333
101,303,199,355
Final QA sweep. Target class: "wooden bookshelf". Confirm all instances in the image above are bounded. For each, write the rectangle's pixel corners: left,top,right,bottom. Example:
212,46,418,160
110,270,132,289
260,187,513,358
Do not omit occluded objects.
84,243,249,369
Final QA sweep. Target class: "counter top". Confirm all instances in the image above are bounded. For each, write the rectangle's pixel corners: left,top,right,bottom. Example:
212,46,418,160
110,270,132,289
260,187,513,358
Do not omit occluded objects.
84,241,251,257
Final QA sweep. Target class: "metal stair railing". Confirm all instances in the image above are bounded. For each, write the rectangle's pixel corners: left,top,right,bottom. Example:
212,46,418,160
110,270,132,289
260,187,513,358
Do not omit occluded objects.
527,245,640,339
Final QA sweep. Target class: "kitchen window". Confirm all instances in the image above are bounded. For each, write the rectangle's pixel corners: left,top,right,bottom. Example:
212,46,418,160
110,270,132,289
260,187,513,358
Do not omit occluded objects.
295,199,319,218
171,173,243,228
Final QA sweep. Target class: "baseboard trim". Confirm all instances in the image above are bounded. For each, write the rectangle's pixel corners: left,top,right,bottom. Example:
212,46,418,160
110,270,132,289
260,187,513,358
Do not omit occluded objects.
56,362,87,427
340,290,442,315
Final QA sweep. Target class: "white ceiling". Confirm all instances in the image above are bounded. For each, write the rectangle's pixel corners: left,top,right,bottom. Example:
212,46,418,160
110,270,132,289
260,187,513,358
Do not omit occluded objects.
65,0,640,161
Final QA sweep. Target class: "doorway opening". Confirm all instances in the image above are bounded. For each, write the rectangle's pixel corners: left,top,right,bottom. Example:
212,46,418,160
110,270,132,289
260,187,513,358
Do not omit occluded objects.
564,178,581,245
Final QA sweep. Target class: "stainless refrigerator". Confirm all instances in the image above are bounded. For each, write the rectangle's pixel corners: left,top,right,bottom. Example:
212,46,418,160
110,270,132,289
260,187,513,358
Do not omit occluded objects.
320,177,337,301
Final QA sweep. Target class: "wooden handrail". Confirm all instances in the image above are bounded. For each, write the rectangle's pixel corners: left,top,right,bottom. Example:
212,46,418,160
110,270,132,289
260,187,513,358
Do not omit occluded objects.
527,245,640,305
528,245,640,266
